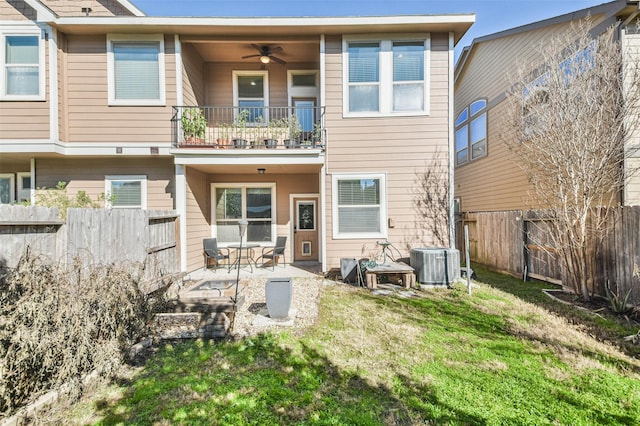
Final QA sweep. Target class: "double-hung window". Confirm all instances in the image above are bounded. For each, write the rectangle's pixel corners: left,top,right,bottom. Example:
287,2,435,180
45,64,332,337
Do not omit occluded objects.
332,174,387,239
105,175,147,209
214,184,276,244
1,29,45,100
455,99,487,166
107,35,165,106
233,71,269,123
344,36,429,117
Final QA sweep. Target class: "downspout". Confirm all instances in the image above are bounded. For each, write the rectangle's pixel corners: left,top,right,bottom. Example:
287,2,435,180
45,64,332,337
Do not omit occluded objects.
320,34,328,273
448,32,456,249
174,34,188,272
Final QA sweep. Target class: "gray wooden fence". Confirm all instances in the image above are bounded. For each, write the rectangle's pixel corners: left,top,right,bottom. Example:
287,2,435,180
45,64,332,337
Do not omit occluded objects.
457,207,640,305
0,205,179,284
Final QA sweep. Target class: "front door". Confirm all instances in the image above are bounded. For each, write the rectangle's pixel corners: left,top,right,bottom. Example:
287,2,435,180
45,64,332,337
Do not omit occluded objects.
293,197,318,261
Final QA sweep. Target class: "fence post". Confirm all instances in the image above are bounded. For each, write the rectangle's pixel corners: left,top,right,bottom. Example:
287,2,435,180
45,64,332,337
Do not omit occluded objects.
465,224,471,296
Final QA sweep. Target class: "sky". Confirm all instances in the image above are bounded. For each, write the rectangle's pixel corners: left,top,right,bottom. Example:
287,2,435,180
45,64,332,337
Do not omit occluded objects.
131,0,609,60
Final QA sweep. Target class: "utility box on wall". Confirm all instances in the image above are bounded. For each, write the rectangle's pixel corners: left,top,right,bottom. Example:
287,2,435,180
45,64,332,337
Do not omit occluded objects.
410,248,461,285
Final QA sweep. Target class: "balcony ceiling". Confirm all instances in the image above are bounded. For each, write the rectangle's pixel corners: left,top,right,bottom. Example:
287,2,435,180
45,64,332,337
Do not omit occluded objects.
191,41,319,63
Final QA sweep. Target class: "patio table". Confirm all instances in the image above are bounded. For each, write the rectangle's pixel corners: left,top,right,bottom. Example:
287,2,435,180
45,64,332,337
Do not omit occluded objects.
228,243,259,273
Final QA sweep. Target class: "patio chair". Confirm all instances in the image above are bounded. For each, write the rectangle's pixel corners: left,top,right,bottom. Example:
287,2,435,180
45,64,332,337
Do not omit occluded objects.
203,238,231,272
260,236,287,270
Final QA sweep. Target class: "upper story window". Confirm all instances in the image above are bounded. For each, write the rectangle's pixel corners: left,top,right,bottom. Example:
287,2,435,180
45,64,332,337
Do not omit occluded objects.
343,36,429,117
107,35,165,106
0,29,45,101
233,71,269,123
455,99,487,166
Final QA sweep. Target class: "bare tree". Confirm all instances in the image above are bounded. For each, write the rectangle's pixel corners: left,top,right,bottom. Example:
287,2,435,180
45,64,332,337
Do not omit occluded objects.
412,150,450,248
504,19,640,300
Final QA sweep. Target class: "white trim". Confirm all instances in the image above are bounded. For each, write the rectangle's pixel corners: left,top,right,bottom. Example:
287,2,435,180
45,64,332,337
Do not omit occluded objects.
210,182,277,246
320,166,327,272
104,175,147,209
175,165,187,272
289,192,321,264
175,34,183,107
0,26,47,101
342,34,430,118
16,171,31,203
173,152,324,166
49,27,58,142
21,0,57,22
287,70,319,107
30,158,35,205
331,172,387,240
232,70,270,121
50,15,476,28
0,140,173,156
106,34,166,106
0,173,16,204
448,32,455,248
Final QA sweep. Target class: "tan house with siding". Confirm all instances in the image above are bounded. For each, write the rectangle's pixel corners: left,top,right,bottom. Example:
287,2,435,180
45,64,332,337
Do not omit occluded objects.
454,0,640,214
0,0,473,273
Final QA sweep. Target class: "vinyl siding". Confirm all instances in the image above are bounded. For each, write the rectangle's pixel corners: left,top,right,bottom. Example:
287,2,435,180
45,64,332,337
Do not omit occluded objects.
623,29,640,206
41,0,135,16
323,33,452,269
0,21,50,140
35,157,175,210
454,13,614,212
64,34,176,144
185,168,210,272
182,43,205,106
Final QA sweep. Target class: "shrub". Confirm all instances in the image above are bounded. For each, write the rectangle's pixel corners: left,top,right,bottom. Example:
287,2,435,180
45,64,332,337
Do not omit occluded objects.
0,250,162,415
35,181,105,220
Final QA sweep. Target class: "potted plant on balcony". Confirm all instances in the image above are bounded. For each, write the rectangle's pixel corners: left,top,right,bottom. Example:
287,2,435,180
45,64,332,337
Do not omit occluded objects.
264,118,282,149
284,115,301,149
216,122,232,149
181,107,207,145
233,109,249,149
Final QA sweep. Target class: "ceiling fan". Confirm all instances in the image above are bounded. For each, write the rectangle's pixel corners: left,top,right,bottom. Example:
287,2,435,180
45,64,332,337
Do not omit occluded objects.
242,44,286,65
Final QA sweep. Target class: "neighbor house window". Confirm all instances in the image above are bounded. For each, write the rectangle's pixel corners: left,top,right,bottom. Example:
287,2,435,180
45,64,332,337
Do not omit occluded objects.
455,99,487,166
105,175,147,209
1,30,45,100
0,174,15,204
332,174,387,239
233,71,269,123
213,183,275,244
107,35,165,106
343,37,429,116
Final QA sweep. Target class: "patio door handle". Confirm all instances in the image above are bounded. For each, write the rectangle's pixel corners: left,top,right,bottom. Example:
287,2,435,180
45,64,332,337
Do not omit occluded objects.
294,225,297,234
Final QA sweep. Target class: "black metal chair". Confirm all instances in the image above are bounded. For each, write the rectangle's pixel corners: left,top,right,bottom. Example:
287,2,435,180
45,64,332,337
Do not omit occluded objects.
203,238,231,272
260,236,287,270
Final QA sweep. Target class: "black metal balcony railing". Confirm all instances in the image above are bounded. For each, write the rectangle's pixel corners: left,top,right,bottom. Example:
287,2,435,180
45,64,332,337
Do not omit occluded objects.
171,106,326,150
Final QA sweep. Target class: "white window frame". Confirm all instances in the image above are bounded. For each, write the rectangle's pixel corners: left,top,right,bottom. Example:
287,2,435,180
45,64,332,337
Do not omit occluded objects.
232,70,269,122
0,173,16,204
332,173,387,239
107,34,165,106
0,27,46,101
17,171,31,203
104,175,147,209
211,182,277,246
342,34,430,118
455,99,487,166
287,70,319,105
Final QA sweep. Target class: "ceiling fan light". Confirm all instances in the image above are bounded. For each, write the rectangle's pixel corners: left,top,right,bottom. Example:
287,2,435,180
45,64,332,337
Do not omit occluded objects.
260,55,271,64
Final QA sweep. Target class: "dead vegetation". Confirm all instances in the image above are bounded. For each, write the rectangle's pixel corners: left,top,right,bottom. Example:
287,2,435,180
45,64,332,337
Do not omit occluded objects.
0,249,165,416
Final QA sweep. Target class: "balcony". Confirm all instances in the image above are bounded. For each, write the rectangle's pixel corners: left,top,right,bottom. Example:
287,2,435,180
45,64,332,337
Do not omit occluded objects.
171,106,325,150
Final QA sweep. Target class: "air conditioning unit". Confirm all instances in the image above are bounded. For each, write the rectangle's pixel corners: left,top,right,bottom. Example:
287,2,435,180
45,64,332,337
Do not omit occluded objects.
410,248,460,285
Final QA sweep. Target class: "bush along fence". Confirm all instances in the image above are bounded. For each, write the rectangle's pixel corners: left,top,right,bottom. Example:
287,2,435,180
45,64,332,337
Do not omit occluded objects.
0,205,180,287
455,206,640,306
